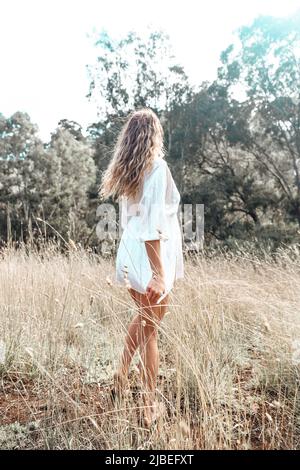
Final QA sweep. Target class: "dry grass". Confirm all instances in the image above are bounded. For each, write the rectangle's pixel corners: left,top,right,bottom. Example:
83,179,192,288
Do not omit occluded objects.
0,243,300,449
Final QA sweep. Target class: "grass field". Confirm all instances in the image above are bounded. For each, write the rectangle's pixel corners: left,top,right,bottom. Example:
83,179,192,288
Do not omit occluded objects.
0,243,300,449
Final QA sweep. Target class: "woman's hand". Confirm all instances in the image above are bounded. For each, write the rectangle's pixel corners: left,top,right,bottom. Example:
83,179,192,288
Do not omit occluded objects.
146,272,166,304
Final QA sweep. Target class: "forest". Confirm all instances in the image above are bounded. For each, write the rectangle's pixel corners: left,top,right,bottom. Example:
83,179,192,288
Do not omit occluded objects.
1,13,300,253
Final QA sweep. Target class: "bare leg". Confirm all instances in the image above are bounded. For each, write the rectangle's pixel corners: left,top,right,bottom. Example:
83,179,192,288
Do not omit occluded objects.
131,290,169,427
114,288,144,384
114,287,169,425
117,313,141,377
122,290,169,426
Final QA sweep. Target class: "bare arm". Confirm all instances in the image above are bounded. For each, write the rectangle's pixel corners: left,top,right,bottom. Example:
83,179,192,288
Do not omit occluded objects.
145,239,164,276
144,239,166,304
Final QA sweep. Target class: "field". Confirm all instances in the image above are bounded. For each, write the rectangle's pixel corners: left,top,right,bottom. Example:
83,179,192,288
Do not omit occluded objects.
0,244,300,450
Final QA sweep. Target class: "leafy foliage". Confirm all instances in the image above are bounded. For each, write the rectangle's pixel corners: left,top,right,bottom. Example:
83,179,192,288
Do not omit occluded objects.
1,13,300,250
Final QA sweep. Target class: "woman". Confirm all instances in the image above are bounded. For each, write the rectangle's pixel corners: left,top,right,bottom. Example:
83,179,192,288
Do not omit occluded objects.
99,108,184,427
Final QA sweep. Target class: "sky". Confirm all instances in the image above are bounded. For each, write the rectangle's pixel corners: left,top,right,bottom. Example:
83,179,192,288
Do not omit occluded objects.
1,0,300,142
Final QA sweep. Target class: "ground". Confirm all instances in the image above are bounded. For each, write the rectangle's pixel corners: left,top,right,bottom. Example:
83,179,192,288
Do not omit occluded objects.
0,245,299,449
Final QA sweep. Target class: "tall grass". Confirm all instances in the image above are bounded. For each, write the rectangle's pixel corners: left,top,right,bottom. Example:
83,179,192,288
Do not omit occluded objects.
0,243,299,449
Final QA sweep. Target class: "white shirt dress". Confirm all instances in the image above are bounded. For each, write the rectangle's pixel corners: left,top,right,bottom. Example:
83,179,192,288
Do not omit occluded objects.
115,154,184,298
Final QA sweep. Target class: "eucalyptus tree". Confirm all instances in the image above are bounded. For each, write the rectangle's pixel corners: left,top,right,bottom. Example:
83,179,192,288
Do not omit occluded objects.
217,12,300,229
86,29,193,180
48,127,96,243
0,111,48,243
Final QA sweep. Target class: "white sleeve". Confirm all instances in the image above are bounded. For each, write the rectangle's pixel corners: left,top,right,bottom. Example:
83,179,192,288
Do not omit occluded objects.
137,162,169,242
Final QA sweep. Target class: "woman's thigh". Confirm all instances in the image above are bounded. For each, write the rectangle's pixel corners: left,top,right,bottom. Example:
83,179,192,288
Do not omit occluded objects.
128,288,169,325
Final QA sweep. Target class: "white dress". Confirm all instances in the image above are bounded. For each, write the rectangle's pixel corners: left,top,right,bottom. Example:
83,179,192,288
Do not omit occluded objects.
115,153,184,298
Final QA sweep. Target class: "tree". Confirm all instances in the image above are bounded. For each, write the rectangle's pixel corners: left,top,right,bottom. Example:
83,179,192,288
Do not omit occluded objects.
48,127,97,242
0,112,45,242
86,29,193,204
217,12,300,227
0,113,97,245
86,29,193,121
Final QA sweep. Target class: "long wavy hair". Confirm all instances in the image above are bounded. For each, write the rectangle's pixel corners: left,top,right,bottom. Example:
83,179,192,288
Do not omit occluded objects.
98,108,165,201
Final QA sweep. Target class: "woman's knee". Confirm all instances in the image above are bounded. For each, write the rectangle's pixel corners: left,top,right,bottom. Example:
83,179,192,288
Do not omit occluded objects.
140,314,158,338
135,292,169,336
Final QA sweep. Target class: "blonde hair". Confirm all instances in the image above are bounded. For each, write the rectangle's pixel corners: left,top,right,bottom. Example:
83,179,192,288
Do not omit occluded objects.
98,108,165,201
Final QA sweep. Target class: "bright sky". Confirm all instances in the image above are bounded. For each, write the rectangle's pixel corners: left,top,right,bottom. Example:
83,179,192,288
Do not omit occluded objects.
1,0,299,142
